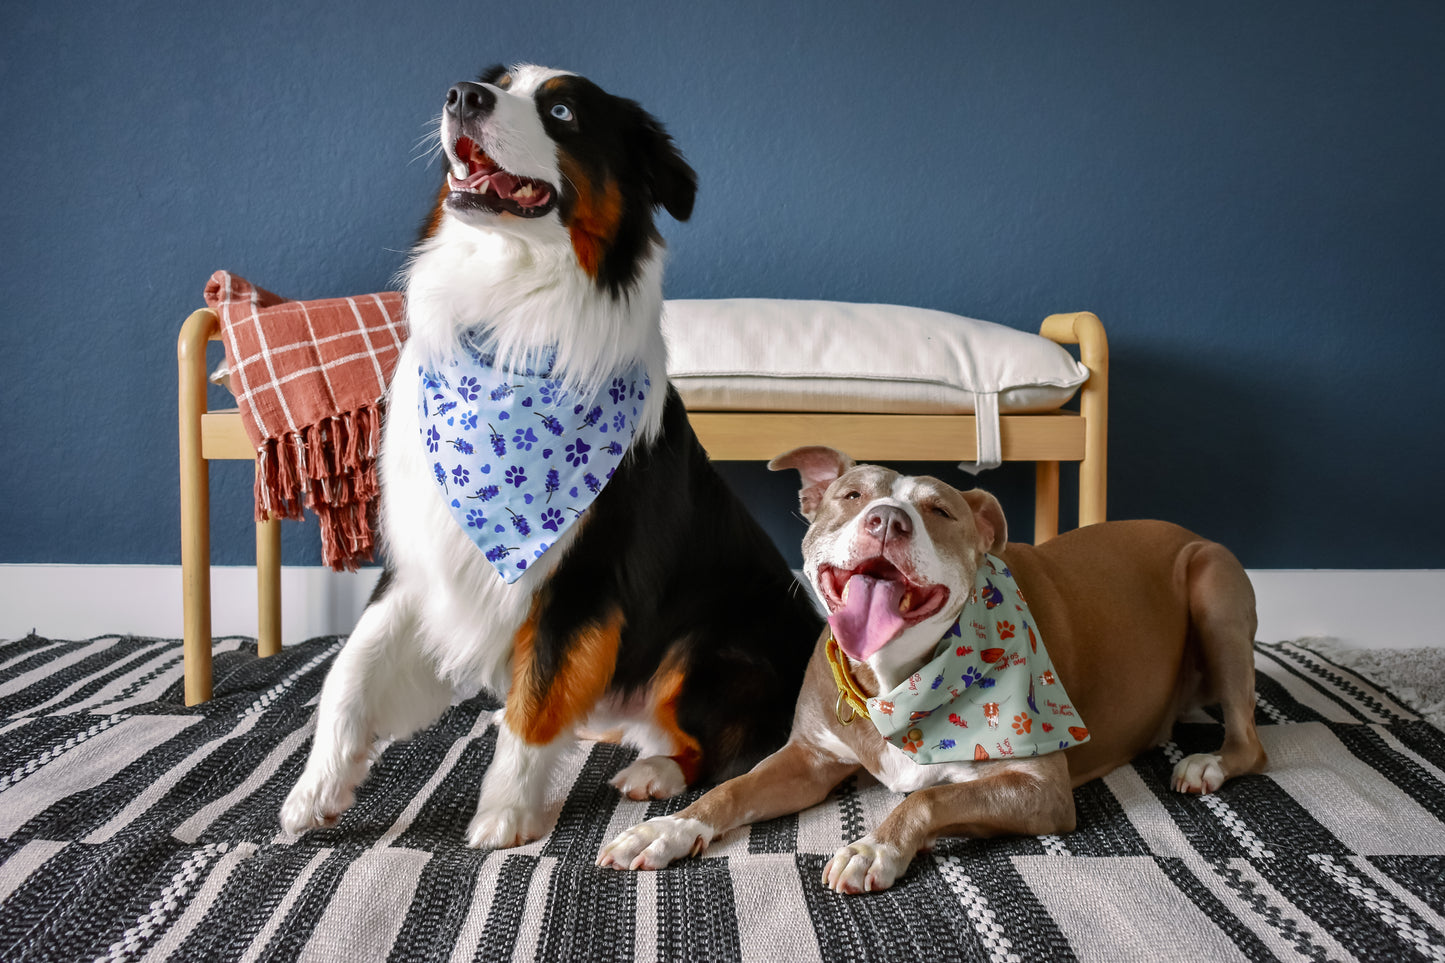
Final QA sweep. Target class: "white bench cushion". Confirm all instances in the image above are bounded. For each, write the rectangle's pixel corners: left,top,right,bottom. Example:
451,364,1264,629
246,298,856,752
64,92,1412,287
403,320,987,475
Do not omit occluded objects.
662,299,1089,471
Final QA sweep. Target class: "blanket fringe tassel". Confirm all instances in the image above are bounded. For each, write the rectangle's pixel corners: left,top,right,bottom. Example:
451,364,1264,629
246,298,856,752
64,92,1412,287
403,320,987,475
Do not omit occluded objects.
252,404,383,572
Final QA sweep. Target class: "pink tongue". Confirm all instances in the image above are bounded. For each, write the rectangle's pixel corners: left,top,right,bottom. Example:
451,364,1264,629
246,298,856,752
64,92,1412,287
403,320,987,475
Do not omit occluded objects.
828,574,908,661
452,169,552,208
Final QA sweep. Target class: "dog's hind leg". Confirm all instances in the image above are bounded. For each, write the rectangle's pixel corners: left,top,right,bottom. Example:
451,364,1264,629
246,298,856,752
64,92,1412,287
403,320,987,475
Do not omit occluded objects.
1172,541,1268,794
280,588,451,832
609,659,706,801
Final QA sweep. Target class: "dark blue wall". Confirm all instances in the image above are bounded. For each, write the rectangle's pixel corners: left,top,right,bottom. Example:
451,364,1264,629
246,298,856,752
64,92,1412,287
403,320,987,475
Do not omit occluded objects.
2,1,1441,569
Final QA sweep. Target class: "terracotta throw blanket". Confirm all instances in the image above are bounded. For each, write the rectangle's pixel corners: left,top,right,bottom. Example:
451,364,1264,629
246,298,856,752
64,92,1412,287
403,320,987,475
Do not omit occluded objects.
204,271,407,570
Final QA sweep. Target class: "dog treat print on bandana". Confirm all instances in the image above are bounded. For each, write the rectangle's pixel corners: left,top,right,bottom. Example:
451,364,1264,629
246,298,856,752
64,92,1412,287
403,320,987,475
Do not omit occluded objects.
418,342,646,582
862,556,1090,763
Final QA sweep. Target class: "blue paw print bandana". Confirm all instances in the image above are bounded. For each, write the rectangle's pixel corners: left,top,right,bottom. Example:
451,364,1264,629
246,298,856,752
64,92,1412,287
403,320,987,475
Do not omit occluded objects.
417,343,647,582
831,556,1090,764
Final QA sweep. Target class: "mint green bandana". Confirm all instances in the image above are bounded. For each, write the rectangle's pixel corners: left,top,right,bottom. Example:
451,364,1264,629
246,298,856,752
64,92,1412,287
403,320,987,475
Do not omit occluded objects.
834,555,1090,764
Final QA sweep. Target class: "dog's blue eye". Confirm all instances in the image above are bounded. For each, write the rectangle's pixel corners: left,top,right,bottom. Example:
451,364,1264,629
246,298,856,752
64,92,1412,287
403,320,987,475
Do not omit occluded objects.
550,103,573,121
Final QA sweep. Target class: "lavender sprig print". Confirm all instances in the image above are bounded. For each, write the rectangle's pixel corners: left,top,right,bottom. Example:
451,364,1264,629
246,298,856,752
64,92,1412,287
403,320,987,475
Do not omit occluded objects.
467,484,499,502
481,424,505,457
506,508,531,537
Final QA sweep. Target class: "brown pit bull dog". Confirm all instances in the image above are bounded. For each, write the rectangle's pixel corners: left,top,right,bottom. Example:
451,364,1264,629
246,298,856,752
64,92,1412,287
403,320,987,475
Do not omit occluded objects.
597,446,1267,893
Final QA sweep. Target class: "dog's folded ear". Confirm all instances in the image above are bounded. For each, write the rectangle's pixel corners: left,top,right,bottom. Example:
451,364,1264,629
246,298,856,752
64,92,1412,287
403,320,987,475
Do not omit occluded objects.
629,110,697,222
961,489,1008,555
768,446,856,520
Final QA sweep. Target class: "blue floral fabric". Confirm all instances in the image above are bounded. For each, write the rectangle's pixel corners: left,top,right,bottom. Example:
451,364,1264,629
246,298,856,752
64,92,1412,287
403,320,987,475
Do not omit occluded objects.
417,342,646,582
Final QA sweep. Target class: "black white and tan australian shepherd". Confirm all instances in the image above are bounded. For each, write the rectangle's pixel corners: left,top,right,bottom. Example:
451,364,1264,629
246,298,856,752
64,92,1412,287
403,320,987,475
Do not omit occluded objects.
280,64,822,848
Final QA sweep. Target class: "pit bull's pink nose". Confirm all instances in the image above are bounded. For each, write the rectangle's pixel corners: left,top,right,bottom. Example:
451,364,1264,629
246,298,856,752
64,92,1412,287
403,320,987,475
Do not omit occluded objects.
864,505,912,543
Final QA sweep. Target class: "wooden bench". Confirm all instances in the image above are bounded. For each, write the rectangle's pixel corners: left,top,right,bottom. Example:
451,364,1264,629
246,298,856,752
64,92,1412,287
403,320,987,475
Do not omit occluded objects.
178,309,1107,705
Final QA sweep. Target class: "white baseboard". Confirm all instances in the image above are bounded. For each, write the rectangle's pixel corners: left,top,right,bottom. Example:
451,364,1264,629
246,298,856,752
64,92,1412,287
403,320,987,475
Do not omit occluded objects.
0,564,384,644
1,565,1440,650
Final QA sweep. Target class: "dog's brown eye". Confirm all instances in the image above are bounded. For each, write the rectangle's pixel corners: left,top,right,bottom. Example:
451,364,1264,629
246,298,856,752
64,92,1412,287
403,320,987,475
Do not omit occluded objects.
932,506,952,519
843,491,860,500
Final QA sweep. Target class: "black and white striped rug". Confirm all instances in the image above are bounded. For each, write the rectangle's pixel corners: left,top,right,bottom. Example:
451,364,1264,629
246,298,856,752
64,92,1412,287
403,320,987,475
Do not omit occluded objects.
1,632,1443,962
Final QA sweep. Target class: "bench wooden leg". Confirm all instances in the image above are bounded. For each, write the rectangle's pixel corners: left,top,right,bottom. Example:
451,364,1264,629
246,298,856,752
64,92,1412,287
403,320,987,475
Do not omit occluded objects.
257,516,282,658
179,312,213,706
180,460,212,705
1034,461,1060,544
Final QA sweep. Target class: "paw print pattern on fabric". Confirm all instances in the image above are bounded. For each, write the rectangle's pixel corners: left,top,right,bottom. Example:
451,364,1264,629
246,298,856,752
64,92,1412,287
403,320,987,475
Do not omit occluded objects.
419,349,646,584
855,553,1090,765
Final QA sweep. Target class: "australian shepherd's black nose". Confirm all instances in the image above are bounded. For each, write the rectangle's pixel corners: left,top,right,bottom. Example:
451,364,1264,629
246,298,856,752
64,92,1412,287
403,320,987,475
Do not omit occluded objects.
280,64,822,849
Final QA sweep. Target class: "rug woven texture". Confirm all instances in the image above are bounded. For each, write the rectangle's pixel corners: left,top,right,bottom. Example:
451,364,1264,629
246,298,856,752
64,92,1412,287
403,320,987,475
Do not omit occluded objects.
1,634,1443,962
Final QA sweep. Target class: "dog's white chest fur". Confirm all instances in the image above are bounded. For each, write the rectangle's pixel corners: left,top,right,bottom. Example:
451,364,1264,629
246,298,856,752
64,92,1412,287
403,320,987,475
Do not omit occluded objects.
376,347,566,694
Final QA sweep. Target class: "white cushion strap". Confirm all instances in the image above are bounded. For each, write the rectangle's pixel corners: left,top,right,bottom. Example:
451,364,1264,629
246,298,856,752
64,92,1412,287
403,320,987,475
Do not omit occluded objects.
957,390,1001,474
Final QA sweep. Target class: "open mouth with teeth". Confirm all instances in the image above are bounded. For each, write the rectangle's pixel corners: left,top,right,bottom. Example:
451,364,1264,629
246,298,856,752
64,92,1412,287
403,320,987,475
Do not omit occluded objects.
446,136,557,218
819,558,950,662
